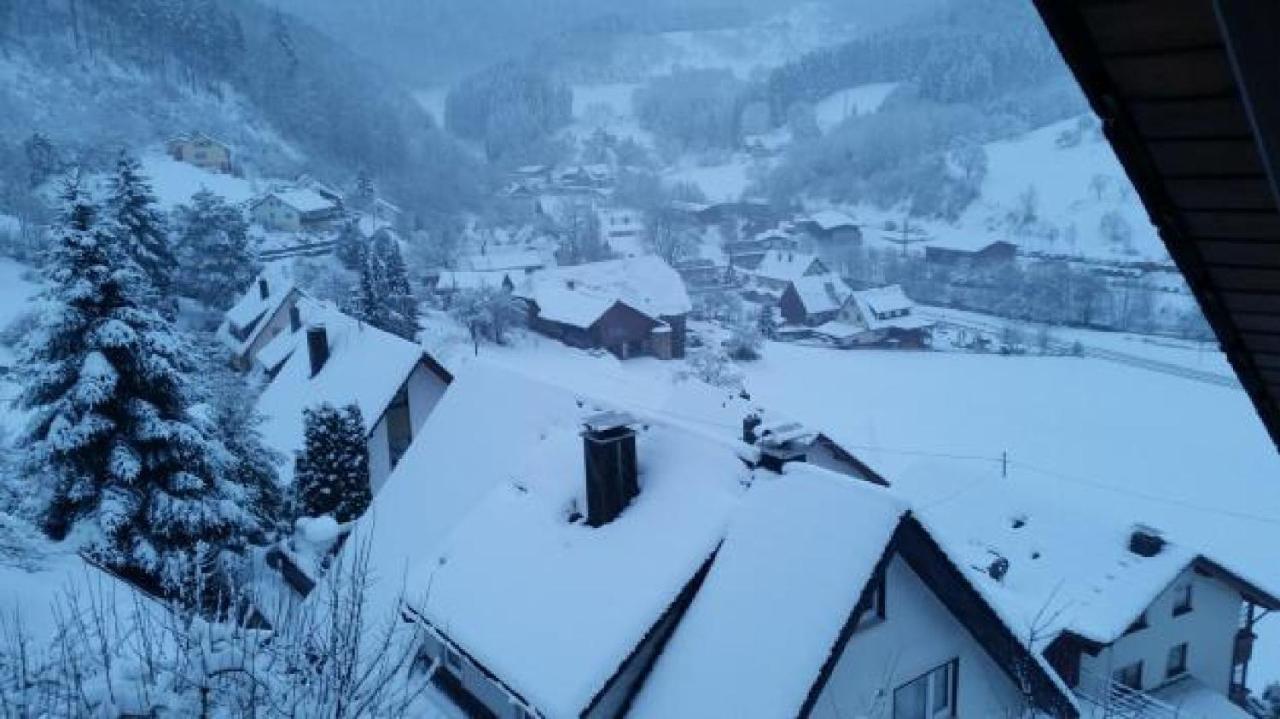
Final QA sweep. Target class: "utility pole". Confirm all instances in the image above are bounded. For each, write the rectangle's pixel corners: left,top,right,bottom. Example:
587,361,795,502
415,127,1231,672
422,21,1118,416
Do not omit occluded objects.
882,215,930,256
1001,451,1008,479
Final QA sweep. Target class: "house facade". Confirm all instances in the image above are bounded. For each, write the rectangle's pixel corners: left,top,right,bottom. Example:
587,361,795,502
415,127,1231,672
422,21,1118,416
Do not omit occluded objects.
799,209,862,244
746,250,829,293
925,240,1018,269
840,284,934,347
251,189,344,233
166,132,232,173
216,271,306,371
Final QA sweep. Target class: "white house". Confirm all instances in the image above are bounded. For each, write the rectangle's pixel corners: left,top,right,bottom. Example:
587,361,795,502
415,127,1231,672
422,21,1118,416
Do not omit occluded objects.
250,189,343,233
255,305,452,493
216,269,306,371
906,464,1280,718
342,364,1078,719
840,284,934,347
745,250,830,293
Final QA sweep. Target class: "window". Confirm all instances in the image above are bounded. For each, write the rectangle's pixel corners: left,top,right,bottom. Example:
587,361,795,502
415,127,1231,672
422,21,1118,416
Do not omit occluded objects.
386,386,413,467
1124,611,1148,635
1166,643,1188,679
1112,661,1142,691
855,570,886,631
893,660,955,719
1172,584,1193,616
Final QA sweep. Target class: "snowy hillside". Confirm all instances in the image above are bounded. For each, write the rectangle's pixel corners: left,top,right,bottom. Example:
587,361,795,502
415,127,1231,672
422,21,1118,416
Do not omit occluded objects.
814,82,898,133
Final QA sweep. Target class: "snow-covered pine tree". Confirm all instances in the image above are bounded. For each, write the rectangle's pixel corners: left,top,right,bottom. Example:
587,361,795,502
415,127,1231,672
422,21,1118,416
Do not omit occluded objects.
352,232,418,340
334,219,365,270
293,403,371,523
105,150,175,302
173,189,258,310
18,177,261,591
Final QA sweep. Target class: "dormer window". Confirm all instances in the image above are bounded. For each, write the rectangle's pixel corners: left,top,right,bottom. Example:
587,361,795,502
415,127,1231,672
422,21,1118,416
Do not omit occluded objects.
1124,611,1148,635
856,570,887,632
1172,584,1193,616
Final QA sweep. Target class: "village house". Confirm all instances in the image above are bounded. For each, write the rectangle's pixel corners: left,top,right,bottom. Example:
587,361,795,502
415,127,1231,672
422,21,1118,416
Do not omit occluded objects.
345,364,1077,719
165,132,233,173
925,240,1019,268
431,269,517,301
250,188,344,233
839,284,934,348
798,209,862,243
216,269,306,371
779,273,854,326
520,256,691,360
254,305,452,494
907,466,1280,718
723,227,801,267
597,206,644,248
462,248,547,275
744,249,830,294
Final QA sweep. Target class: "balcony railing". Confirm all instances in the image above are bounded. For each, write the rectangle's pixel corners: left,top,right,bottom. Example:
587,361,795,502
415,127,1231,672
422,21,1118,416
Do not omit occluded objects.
1075,669,1182,719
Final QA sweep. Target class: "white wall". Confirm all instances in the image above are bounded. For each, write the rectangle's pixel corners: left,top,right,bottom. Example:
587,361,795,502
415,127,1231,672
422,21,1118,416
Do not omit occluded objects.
1080,566,1241,695
367,361,450,494
811,555,1029,719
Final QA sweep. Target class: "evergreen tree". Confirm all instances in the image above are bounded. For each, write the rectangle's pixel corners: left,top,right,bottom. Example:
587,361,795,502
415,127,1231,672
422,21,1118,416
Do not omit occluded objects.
173,190,258,310
105,150,176,301
18,177,260,590
294,403,370,523
334,219,365,270
351,232,418,341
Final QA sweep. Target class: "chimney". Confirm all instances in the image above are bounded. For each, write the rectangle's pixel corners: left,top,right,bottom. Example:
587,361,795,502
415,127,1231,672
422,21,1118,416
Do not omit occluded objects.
582,412,639,527
289,305,302,332
258,277,270,300
306,324,329,377
1128,524,1165,557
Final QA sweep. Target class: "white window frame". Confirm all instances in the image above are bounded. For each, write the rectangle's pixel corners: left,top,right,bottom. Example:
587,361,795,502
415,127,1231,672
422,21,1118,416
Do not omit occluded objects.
1166,643,1188,679
892,659,956,719
1172,584,1193,616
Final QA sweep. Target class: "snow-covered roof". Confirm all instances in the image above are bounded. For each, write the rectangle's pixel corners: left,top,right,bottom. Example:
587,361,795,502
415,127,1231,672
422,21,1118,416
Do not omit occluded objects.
631,468,907,718
900,462,1277,647
847,284,933,331
259,189,337,215
216,268,298,356
806,209,858,231
461,249,544,272
791,274,851,315
358,362,747,717
749,250,824,284
523,256,692,329
435,270,515,293
255,305,430,482
252,296,326,375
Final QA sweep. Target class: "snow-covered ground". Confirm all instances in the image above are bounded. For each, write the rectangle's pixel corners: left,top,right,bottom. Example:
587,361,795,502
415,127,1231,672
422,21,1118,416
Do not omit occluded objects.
814,82,898,133
137,153,258,209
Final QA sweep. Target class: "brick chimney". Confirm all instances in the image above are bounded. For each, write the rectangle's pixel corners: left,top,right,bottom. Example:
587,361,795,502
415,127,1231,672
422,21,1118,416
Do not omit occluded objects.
1128,524,1165,557
582,411,639,527
306,324,329,377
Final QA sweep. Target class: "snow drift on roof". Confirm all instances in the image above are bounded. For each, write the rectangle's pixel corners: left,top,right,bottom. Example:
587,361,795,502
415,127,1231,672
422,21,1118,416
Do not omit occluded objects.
462,249,544,272
750,250,823,283
631,468,906,718
792,274,851,315
216,268,297,354
807,209,858,231
269,189,336,214
255,305,425,481
900,462,1201,646
355,361,745,716
523,256,692,329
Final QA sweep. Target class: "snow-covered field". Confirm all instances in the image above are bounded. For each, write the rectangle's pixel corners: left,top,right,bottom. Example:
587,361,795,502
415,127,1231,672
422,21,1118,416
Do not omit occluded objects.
814,82,898,133
138,153,258,209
